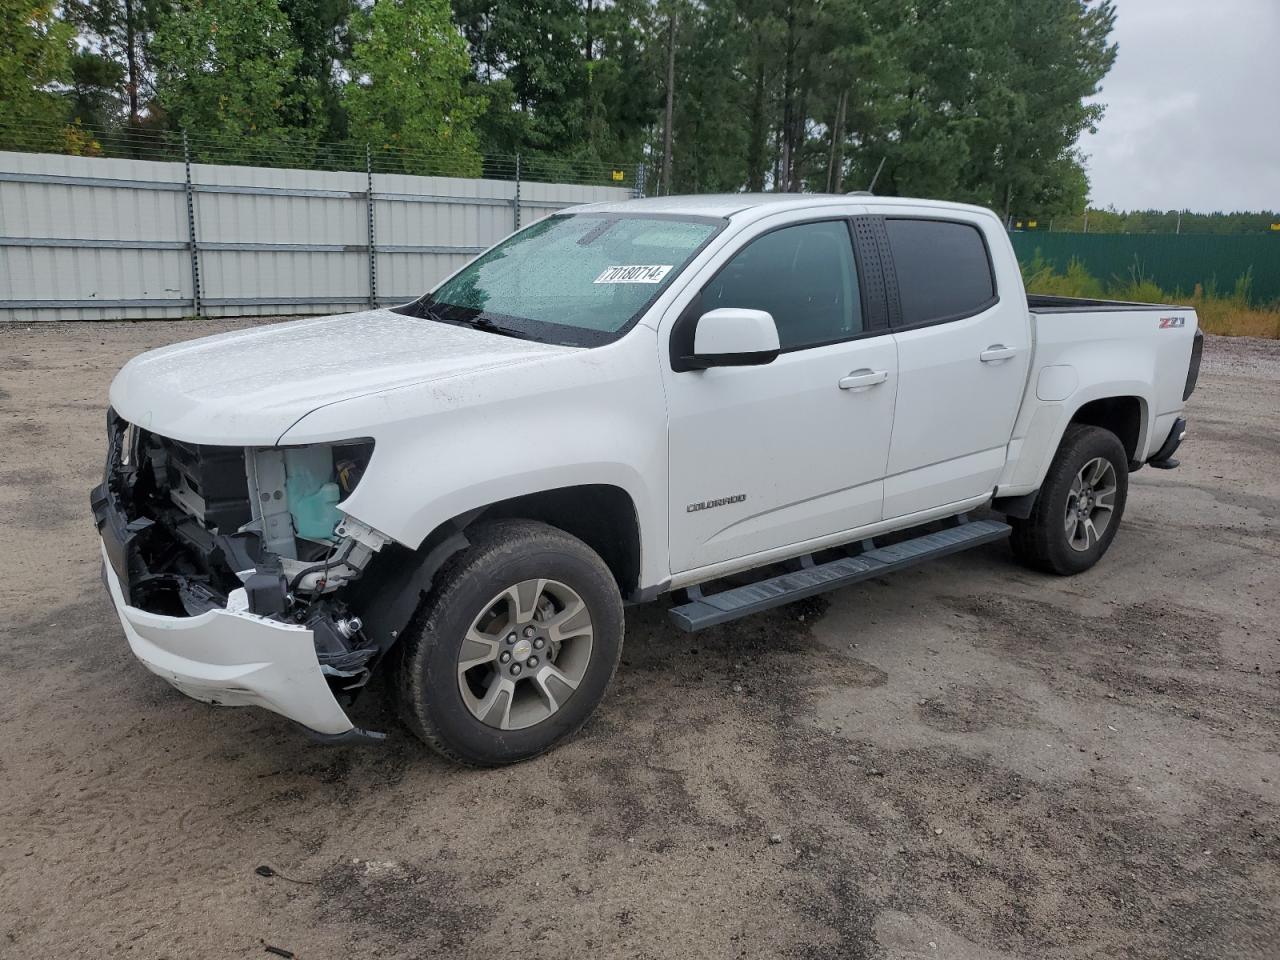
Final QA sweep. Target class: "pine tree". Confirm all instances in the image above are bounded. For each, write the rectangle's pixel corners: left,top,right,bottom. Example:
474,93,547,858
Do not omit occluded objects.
278,0,354,141
62,0,167,130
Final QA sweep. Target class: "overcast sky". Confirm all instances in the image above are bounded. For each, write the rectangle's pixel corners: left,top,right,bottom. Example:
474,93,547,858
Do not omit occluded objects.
1080,0,1280,213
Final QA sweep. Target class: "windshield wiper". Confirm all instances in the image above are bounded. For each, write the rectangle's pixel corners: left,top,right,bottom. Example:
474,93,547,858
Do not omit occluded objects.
460,317,526,339
417,301,527,339
415,299,445,322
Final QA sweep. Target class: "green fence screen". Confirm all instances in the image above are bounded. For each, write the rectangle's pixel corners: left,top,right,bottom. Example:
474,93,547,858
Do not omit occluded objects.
1008,232,1280,304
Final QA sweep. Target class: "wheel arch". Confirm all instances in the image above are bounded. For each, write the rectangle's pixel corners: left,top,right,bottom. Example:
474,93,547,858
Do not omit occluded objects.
1006,416,1131,576
468,484,644,599
997,390,1150,513
1067,394,1148,465
345,483,645,662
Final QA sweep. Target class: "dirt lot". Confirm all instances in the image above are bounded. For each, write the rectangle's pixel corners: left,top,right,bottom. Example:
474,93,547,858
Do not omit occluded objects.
1,321,1277,959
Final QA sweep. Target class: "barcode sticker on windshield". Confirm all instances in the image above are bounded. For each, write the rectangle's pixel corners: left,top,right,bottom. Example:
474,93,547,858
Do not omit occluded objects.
593,264,673,284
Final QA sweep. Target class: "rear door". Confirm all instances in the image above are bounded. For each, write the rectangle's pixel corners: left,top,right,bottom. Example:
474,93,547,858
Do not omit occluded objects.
869,213,1031,518
661,215,897,574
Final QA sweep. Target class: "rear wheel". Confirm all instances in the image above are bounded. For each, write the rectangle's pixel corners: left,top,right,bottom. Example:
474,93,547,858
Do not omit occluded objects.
1009,424,1129,575
395,520,624,765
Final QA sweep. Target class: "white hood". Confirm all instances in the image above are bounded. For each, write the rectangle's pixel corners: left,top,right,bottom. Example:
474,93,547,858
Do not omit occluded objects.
109,308,574,445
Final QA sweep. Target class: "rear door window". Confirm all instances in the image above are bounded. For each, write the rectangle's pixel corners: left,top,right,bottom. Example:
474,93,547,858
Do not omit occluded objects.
884,219,997,326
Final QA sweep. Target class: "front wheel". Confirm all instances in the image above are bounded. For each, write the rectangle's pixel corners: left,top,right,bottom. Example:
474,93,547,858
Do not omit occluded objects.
1009,424,1129,575
395,520,624,766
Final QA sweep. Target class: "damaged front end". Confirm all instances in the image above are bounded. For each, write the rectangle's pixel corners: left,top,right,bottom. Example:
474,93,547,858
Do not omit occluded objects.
91,408,394,738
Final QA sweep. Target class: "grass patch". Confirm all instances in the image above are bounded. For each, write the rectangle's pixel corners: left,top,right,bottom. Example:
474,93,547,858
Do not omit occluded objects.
1192,299,1280,338
1022,257,1280,339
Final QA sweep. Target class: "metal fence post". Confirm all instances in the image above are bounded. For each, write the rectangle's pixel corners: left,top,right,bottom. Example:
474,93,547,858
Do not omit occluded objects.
182,131,202,317
634,162,646,199
513,154,522,230
365,144,377,308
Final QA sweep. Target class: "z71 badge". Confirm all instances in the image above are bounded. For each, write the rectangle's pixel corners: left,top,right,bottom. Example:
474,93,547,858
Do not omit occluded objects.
1159,317,1186,329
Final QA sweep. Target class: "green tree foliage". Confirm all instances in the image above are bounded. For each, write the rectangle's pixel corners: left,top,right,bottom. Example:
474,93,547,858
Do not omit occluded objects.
583,0,660,165
1051,208,1280,235
67,45,126,129
0,0,75,144
805,0,1116,216
637,0,1117,212
59,0,350,144
279,0,352,141
62,0,168,130
150,0,320,157
456,0,610,163
799,0,906,192
18,0,1279,233
344,0,483,175
665,0,750,193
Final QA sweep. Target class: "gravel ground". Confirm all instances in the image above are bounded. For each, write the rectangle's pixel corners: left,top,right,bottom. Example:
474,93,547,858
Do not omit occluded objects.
1,322,1277,959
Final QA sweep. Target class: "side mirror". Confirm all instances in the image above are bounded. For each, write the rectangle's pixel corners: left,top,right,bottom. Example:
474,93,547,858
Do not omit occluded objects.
684,308,780,369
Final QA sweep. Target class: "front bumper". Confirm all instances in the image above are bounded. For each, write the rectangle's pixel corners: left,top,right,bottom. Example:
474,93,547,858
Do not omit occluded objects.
100,538,356,736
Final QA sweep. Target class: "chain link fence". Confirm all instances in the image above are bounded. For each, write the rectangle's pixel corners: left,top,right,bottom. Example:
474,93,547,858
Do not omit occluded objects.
0,120,647,191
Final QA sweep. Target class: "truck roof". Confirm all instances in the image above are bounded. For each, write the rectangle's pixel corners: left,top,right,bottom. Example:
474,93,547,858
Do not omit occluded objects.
574,193,1001,223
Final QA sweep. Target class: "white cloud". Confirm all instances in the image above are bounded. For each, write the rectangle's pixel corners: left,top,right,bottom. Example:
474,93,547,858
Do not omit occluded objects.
1079,0,1280,213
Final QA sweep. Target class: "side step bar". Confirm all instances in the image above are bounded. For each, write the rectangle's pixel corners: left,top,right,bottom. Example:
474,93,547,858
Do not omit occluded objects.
668,518,1011,632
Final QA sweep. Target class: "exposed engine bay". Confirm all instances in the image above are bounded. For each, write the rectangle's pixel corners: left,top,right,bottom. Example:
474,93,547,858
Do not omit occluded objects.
91,409,393,693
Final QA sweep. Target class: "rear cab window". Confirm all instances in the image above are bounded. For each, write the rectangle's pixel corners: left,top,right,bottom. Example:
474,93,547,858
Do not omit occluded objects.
884,218,998,327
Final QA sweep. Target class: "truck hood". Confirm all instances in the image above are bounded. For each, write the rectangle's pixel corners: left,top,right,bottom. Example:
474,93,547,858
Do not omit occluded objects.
109,308,575,445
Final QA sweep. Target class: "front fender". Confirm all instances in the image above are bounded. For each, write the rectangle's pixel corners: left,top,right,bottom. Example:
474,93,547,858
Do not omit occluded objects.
278,331,671,589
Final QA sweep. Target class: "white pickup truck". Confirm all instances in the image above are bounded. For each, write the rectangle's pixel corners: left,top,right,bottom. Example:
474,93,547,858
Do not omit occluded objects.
93,194,1203,764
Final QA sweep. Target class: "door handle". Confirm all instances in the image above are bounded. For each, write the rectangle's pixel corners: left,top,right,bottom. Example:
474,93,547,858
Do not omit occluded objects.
980,345,1017,363
838,368,889,391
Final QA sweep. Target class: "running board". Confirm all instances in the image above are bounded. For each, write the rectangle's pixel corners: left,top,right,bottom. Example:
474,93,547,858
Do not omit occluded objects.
667,518,1011,632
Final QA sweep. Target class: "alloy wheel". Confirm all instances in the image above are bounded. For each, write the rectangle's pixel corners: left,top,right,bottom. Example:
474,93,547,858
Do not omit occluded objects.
456,578,594,730
1064,456,1118,552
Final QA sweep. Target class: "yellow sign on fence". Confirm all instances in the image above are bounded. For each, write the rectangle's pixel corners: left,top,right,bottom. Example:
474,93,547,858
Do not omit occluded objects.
611,169,625,182
1271,223,1280,231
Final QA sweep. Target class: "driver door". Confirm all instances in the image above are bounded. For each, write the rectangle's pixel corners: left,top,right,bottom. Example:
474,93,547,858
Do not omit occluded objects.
661,217,898,574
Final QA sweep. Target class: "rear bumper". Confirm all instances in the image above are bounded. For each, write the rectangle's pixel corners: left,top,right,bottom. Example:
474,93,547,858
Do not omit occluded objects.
1148,416,1187,470
100,539,356,736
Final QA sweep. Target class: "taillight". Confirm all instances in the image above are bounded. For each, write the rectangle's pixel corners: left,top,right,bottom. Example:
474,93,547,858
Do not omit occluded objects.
1183,330,1203,401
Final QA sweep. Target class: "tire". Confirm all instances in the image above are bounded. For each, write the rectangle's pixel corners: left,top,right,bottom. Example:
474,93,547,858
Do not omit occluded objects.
395,519,624,766
1009,424,1129,576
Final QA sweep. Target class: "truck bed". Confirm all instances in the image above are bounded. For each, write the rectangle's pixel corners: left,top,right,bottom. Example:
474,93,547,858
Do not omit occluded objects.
999,298,1201,496
1028,293,1192,314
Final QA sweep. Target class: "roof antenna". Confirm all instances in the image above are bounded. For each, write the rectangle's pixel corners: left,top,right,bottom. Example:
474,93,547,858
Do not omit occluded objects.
847,156,885,197
867,156,886,193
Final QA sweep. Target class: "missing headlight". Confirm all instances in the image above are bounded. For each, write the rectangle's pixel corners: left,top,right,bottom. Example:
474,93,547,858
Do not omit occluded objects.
245,440,374,557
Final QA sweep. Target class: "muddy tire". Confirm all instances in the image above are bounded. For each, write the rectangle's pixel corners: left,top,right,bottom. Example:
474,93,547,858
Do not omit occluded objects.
1009,424,1129,576
395,520,624,766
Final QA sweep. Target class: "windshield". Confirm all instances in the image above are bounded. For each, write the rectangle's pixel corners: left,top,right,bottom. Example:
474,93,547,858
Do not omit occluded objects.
409,213,723,346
